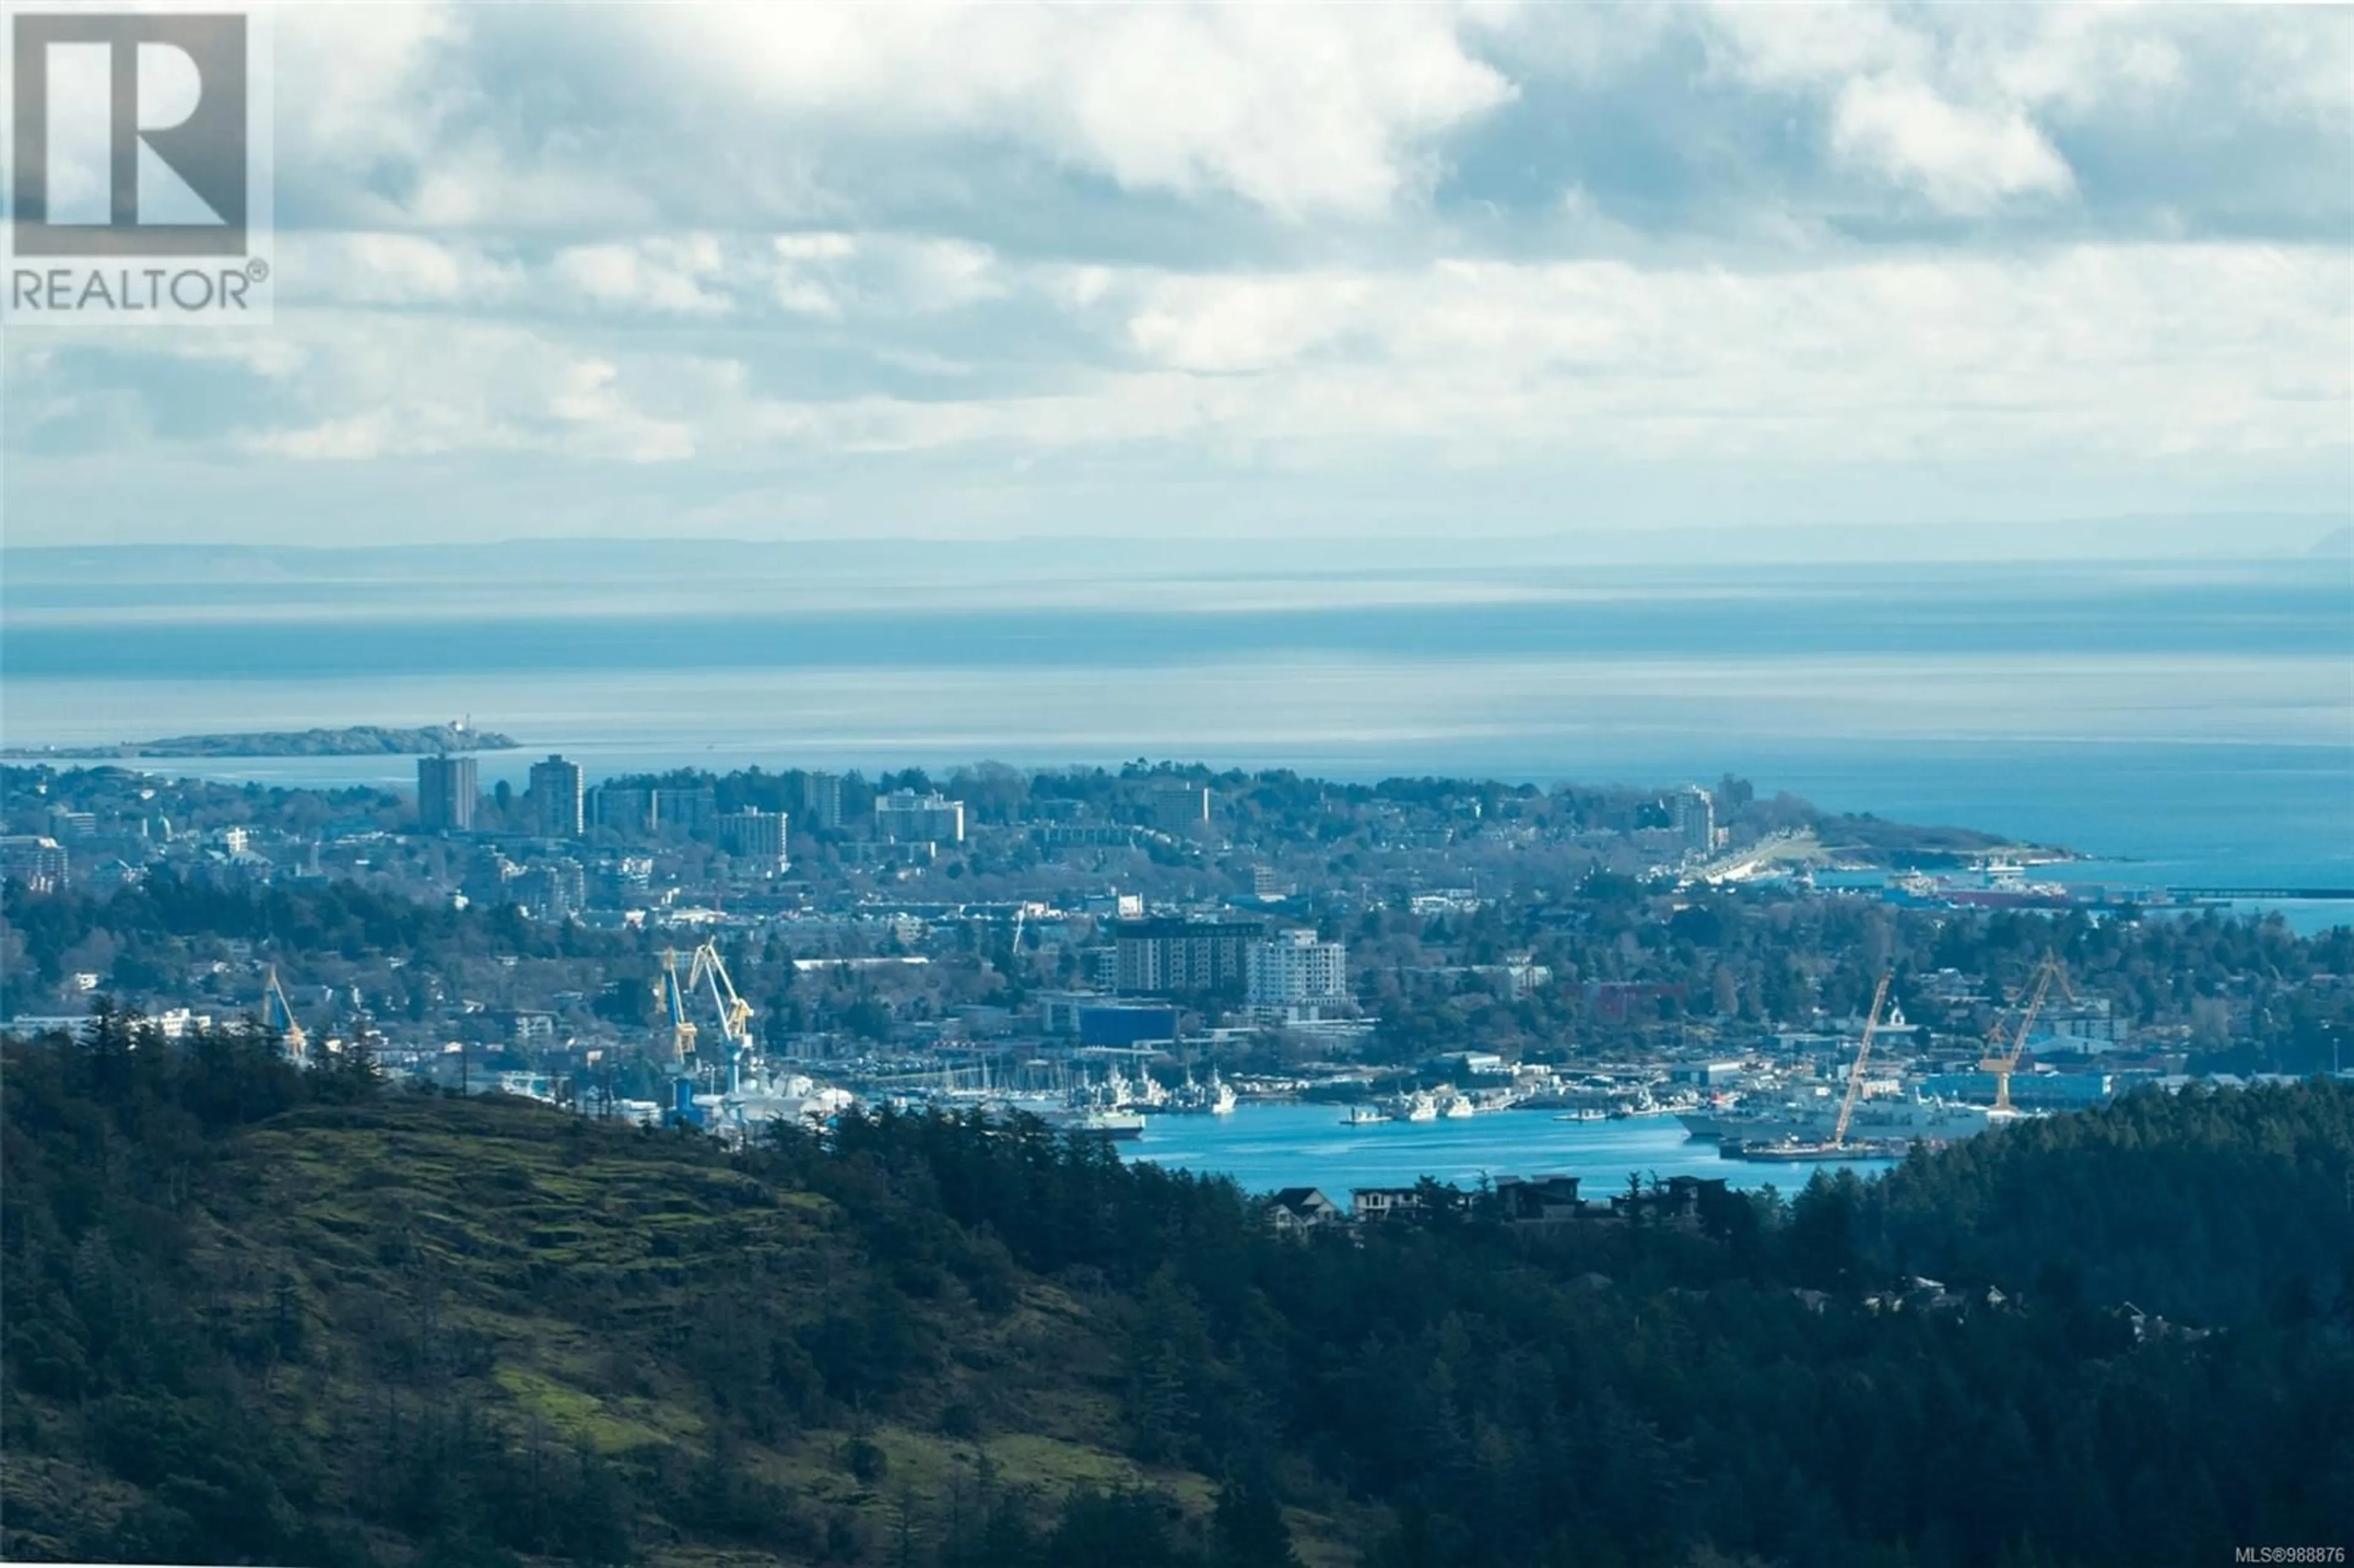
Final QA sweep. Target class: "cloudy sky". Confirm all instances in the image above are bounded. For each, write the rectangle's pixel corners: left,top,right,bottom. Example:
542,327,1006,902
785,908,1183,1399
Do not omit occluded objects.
4,1,2350,550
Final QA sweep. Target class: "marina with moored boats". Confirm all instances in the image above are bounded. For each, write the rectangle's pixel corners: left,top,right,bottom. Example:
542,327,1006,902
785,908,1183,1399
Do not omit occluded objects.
664,945,2112,1197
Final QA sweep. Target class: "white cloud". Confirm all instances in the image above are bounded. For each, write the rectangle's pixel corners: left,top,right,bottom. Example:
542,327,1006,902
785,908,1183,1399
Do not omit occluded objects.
268,2,1517,231
1830,75,2074,214
1700,2,1930,92
254,1,2350,244
134,244,2337,478
260,412,405,463
1124,275,1377,373
280,232,525,306
630,3,1515,220
546,358,699,461
275,4,463,185
551,235,733,316
898,240,1002,311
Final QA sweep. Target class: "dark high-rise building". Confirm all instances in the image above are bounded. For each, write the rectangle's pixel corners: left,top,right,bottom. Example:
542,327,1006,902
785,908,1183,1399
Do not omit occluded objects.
417,754,478,832
1143,782,1211,834
652,786,716,833
801,771,844,832
1113,917,1263,995
588,786,652,834
528,753,585,839
584,783,714,837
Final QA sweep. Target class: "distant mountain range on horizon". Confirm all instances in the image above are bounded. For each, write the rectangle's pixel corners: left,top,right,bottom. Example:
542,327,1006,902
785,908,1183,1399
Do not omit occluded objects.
1,512,2347,580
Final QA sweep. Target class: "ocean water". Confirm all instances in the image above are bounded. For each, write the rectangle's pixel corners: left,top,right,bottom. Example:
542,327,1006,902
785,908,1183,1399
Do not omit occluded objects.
1126,1102,1892,1196
3,554,2348,911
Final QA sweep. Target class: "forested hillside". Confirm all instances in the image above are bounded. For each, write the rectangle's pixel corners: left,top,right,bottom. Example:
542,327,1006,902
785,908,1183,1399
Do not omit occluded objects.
6,1013,2352,1566
1867,1080,2354,1325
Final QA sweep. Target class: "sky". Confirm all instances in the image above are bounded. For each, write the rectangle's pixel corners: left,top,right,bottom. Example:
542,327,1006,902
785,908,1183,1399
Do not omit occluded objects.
2,1,2350,552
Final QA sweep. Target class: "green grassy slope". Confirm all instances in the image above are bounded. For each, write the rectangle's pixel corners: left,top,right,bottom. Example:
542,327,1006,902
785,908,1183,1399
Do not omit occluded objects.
4,1081,1322,1565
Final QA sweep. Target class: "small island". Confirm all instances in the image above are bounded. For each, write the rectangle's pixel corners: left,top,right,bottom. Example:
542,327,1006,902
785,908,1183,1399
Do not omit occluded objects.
1810,812,2078,869
2,723,516,759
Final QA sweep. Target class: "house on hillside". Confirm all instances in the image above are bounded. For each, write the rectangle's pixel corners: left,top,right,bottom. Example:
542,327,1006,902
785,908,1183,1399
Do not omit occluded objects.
1351,1187,1425,1223
1609,1174,1731,1226
1265,1187,1344,1233
1494,1174,1584,1224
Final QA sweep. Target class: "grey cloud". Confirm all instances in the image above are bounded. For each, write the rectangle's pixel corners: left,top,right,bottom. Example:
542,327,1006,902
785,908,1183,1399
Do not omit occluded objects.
265,4,2351,256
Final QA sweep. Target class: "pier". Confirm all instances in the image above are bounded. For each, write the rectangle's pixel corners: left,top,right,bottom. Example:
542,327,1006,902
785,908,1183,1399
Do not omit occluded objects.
2162,886,2354,902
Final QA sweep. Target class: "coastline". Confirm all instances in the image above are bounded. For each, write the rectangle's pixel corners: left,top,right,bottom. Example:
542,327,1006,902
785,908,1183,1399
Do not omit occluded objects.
1,723,520,761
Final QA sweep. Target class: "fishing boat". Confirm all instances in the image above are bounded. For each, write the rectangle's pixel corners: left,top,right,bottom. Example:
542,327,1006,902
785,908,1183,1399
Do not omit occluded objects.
1053,1066,1149,1138
1165,1068,1237,1116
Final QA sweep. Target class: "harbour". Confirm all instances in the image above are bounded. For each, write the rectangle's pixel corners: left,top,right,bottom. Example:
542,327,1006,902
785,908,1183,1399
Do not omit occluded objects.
1118,1100,1899,1195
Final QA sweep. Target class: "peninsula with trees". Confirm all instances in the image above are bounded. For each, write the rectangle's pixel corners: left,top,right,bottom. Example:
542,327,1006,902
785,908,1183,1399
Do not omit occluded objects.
2,723,516,760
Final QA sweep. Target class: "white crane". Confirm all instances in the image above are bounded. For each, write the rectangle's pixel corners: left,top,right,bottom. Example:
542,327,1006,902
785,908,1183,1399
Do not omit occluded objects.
264,966,308,1067
659,949,698,1064
688,941,756,1093
1831,973,1894,1149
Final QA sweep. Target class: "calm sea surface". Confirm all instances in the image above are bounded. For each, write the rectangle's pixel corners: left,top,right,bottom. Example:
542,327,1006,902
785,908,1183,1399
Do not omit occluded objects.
1124,1102,1892,1196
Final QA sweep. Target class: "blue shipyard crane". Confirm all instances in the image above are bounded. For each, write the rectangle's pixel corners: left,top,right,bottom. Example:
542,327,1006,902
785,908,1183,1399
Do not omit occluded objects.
656,942,756,1091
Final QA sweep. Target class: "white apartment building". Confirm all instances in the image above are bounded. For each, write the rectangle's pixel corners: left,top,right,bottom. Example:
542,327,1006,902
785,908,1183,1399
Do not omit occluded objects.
1246,928,1348,1019
874,790,966,845
719,807,791,873
1670,785,1716,856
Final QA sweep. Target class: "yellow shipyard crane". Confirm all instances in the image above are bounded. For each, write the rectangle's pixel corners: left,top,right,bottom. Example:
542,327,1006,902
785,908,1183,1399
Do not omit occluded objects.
1981,951,2071,1114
